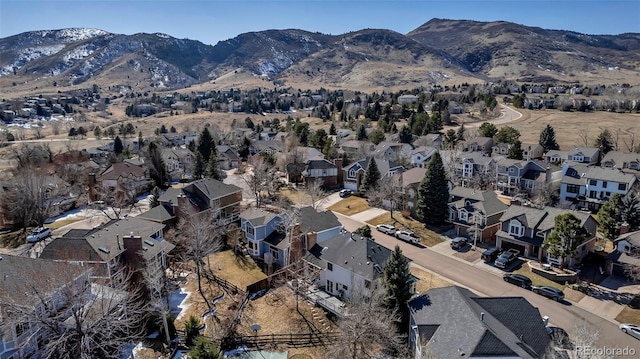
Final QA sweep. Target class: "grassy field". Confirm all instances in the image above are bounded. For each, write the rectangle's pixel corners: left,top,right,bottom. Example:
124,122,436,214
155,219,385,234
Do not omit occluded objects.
205,250,267,291
327,196,369,216
366,213,443,247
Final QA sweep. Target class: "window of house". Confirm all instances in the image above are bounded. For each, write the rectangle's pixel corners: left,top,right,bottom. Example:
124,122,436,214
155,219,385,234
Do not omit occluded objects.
459,211,468,221
619,183,627,191
246,226,254,236
327,262,333,271
270,248,279,260
602,181,608,188
509,168,515,173
509,220,524,237
348,169,357,178
566,184,580,194
589,179,597,186
249,241,258,251
343,284,348,290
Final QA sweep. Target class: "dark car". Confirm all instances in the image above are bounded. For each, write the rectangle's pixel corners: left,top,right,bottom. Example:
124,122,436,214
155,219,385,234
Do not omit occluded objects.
450,237,468,250
481,247,501,262
532,286,565,302
494,249,520,269
503,273,532,289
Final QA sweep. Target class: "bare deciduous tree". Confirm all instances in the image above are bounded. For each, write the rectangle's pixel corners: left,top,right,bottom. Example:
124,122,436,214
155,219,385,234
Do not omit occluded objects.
578,128,590,147
240,155,277,208
174,204,225,311
307,178,327,210
0,170,61,231
367,174,402,219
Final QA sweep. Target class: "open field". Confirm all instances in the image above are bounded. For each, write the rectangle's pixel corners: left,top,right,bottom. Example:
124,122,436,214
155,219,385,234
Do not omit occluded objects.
366,213,444,247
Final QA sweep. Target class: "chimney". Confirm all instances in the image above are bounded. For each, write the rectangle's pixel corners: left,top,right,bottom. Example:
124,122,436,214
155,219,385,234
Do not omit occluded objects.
620,222,630,235
480,312,484,321
306,231,317,251
122,234,143,267
334,158,344,186
174,193,187,219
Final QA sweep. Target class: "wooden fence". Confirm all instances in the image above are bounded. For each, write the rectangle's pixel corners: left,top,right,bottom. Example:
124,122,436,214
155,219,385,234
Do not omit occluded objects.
226,331,341,348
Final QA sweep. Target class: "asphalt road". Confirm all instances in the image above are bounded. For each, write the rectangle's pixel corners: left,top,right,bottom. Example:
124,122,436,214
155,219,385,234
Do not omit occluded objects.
335,213,640,350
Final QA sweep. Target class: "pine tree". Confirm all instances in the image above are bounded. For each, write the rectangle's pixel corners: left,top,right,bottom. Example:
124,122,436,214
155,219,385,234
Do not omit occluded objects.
456,124,466,142
621,192,640,230
478,122,498,138
416,152,449,225
594,129,614,154
358,157,380,195
204,150,222,180
507,140,524,160
150,186,161,208
539,124,560,152
597,194,622,242
194,151,205,179
197,127,215,163
357,124,367,140
495,126,521,144
443,129,458,150
113,136,123,154
383,245,413,334
398,125,412,144
542,213,590,268
329,122,337,135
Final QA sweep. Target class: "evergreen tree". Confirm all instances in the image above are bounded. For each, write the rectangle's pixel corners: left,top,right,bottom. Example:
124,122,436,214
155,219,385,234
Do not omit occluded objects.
358,157,380,195
621,192,640,230
150,186,161,209
197,127,215,163
239,137,251,161
542,213,590,269
68,127,77,138
456,124,466,142
416,152,449,225
597,194,622,242
93,126,102,139
329,122,337,135
189,337,223,359
495,126,521,144
478,122,498,138
204,150,222,180
194,151,205,179
77,126,86,138
183,315,202,347
312,128,328,150
539,124,560,152
369,129,385,145
594,129,614,154
507,140,524,160
357,124,367,140
113,136,123,154
398,125,413,144
383,245,413,334
443,129,458,150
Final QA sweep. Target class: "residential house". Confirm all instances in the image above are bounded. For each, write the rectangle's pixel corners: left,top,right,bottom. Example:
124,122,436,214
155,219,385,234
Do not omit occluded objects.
39,217,174,287
461,137,494,155
545,147,600,165
249,140,284,156
559,163,636,211
448,187,509,242
161,147,195,182
216,145,241,170
373,141,413,161
395,167,426,217
304,232,400,302
158,178,243,224
455,152,500,186
408,286,550,359
95,161,151,201
414,133,443,149
298,206,343,244
159,131,198,147
301,159,341,188
339,140,375,159
410,146,437,168
492,142,510,156
343,158,405,191
606,229,640,276
522,143,545,161
397,94,419,104
0,255,91,359
601,151,640,174
495,205,597,265
496,159,560,196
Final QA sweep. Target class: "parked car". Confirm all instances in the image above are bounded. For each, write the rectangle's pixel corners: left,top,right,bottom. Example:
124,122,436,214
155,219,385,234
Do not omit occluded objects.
339,189,352,198
620,323,640,340
481,247,501,262
450,237,468,250
494,248,520,269
26,227,52,243
395,230,420,244
532,285,565,302
376,224,396,235
503,274,532,289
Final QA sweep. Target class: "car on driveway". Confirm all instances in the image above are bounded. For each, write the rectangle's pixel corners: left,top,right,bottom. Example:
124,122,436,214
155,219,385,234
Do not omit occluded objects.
450,237,468,250
481,247,501,262
376,224,396,235
503,274,532,289
26,227,52,243
494,248,520,269
339,189,352,198
620,323,640,340
532,285,565,302
395,230,420,244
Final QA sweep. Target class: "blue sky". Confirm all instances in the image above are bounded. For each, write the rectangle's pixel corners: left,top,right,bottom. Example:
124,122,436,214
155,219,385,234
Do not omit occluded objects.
1,0,639,45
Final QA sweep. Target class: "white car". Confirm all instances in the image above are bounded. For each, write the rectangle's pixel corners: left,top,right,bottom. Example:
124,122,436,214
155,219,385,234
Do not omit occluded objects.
620,323,640,340
26,227,52,243
395,230,421,244
376,224,396,235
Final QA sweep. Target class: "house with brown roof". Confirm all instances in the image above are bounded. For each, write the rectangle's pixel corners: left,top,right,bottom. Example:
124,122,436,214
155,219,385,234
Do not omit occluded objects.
462,137,494,155
95,162,151,201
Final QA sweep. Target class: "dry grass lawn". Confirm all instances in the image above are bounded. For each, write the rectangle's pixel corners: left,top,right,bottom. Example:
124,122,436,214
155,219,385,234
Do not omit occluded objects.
411,265,453,294
205,250,267,291
616,306,640,325
366,213,443,247
0,229,24,249
280,188,312,207
45,219,81,230
511,264,565,290
563,287,586,303
327,196,369,216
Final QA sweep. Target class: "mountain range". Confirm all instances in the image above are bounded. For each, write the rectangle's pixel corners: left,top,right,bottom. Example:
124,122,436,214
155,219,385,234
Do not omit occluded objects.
1,18,639,93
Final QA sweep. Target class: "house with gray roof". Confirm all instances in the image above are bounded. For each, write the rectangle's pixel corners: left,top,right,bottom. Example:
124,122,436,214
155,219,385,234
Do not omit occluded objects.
0,255,91,359
559,162,636,211
161,147,195,182
40,217,174,287
601,150,640,175
249,140,283,156
304,232,406,302
287,158,341,189
240,208,284,264
495,205,597,266
496,158,561,196
373,141,413,161
448,187,509,242
607,229,640,276
545,147,600,165
217,145,241,170
343,158,405,191
339,140,375,158
410,146,437,168
462,137,494,155
408,286,550,359
455,152,501,186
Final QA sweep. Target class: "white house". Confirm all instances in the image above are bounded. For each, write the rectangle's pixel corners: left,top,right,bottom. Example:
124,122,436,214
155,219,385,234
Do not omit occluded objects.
559,162,636,211
410,146,437,168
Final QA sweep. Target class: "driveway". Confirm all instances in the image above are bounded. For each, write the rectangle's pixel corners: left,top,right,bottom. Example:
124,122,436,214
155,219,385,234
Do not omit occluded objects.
350,208,387,223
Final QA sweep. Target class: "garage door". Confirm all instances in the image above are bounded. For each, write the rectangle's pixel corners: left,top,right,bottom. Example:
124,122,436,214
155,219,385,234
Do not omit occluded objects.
500,241,525,256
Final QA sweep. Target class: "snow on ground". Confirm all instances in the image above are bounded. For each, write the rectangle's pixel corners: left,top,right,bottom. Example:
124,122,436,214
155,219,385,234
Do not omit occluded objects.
169,287,192,321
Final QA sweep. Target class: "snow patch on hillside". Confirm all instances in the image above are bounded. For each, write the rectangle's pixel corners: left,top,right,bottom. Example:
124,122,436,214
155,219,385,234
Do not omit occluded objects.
0,44,65,75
